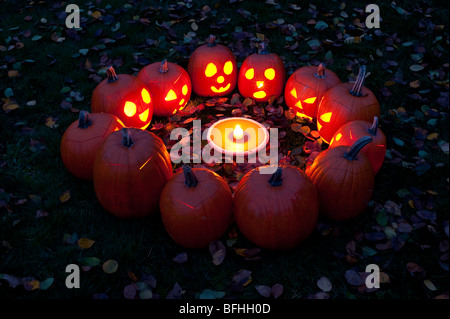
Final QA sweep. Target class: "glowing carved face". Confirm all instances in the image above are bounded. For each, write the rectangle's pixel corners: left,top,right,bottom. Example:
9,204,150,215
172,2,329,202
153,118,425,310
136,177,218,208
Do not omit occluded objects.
204,61,234,94
165,84,191,115
238,52,286,102
123,88,153,129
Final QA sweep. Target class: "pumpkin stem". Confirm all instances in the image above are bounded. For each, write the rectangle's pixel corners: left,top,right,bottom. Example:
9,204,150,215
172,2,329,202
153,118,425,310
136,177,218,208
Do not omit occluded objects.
183,165,198,188
314,63,326,78
78,110,92,129
121,128,134,148
159,59,169,74
258,42,270,55
207,34,217,47
268,167,283,187
344,136,373,161
350,65,366,97
106,66,119,83
368,116,379,136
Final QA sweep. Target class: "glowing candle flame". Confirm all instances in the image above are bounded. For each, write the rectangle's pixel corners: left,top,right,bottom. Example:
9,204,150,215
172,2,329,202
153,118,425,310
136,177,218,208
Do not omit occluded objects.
233,124,244,140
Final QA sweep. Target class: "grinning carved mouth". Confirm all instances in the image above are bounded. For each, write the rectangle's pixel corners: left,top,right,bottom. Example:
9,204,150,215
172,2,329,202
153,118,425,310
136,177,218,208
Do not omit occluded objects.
253,91,266,99
139,109,149,122
211,83,231,93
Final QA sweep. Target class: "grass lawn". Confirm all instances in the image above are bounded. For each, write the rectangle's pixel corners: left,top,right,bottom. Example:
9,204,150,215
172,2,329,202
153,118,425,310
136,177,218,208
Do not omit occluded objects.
0,0,448,302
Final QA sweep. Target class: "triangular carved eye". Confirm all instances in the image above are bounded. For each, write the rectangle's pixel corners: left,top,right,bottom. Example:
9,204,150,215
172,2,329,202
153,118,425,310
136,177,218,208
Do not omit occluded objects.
124,101,137,117
320,112,332,122
165,89,177,101
290,88,297,98
205,63,217,77
223,61,233,75
264,68,275,80
303,97,317,104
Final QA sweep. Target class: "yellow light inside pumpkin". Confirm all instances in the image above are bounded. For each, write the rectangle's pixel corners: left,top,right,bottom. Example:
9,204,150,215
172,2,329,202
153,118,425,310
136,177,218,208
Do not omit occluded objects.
256,81,264,88
182,84,188,95
253,91,266,99
264,68,275,80
179,98,185,106
141,88,151,104
233,124,244,139
165,89,177,101
224,61,233,75
245,68,254,80
124,101,137,117
320,112,332,122
335,133,342,141
295,100,303,109
303,97,317,104
139,109,149,122
290,88,297,98
205,63,217,77
217,76,224,83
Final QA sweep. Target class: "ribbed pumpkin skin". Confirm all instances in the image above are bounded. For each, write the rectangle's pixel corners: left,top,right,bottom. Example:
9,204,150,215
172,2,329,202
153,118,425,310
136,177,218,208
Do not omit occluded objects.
60,112,124,180
284,65,341,120
306,145,375,220
329,119,386,175
233,165,319,250
93,128,173,218
316,83,380,144
160,168,233,249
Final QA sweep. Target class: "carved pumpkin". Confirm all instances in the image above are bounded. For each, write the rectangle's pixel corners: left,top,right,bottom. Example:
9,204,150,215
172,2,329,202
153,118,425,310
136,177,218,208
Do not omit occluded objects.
187,35,237,97
316,65,380,144
238,43,286,102
93,128,173,218
137,60,192,117
91,66,153,129
60,110,124,180
233,165,319,250
284,63,341,121
160,165,233,249
330,116,386,175
306,136,375,220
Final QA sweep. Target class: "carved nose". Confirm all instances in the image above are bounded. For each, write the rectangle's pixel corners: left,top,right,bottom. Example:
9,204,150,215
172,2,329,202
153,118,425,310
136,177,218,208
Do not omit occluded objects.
257,81,264,88
217,76,224,83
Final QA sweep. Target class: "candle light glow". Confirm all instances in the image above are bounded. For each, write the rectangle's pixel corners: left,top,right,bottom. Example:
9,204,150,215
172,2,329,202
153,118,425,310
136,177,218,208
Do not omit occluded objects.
233,124,244,140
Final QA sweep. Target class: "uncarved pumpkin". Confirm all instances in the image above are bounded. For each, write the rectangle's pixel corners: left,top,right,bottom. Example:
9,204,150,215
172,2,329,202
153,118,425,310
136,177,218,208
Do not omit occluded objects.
306,136,375,220
238,43,286,102
91,66,153,129
93,127,173,218
137,59,192,117
160,165,233,249
60,110,124,180
284,63,341,120
316,65,380,143
187,35,237,97
330,116,386,174
233,165,319,250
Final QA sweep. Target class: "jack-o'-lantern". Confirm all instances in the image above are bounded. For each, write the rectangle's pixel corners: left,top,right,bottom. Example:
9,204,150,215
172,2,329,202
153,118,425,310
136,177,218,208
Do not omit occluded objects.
91,66,153,129
137,60,192,117
316,65,380,144
238,43,286,102
187,35,237,97
284,63,341,121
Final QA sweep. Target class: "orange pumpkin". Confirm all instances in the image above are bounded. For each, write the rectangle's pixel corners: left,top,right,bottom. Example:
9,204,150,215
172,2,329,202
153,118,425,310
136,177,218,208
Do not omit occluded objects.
330,116,386,175
60,111,124,180
137,60,192,117
284,63,341,120
238,43,286,102
316,65,380,143
306,136,375,220
233,165,319,250
93,128,173,218
160,165,233,249
187,35,237,97
91,66,153,129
